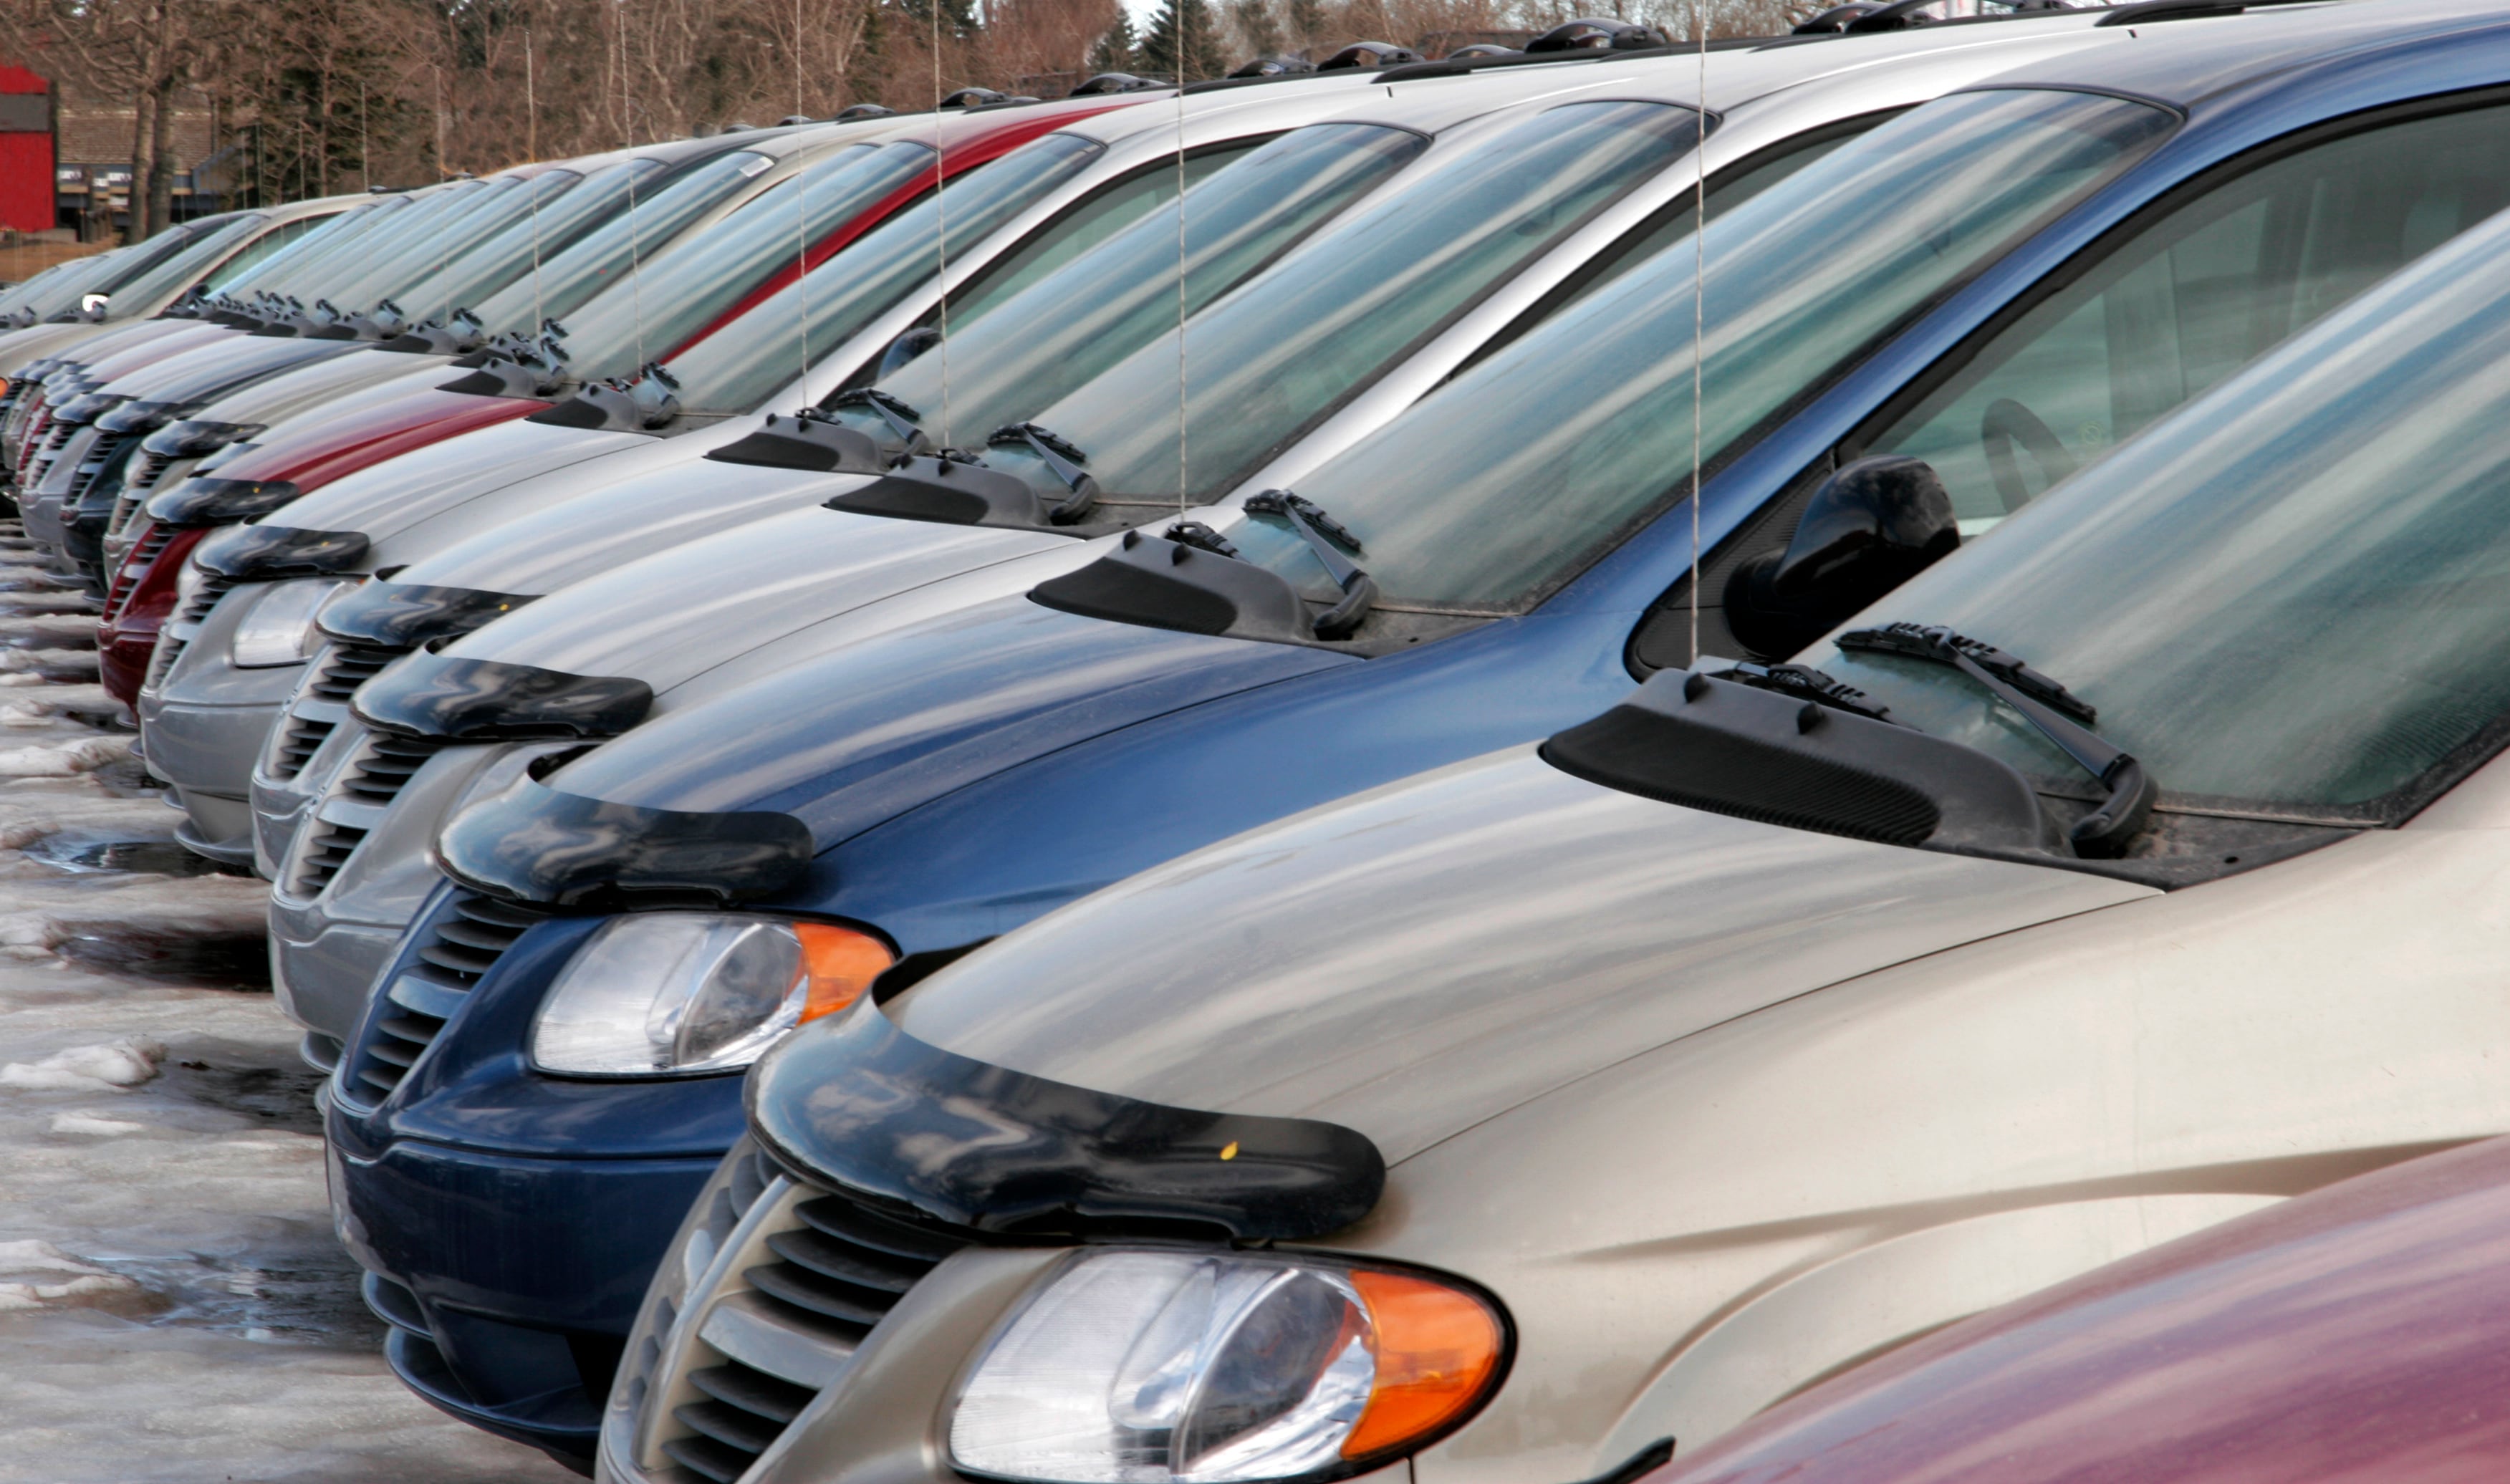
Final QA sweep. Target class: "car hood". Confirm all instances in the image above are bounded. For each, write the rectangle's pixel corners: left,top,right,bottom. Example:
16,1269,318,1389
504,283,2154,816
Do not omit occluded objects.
441,502,1079,689
182,347,453,432
87,332,355,403
534,594,1353,850
1654,1134,2510,1484
197,384,551,499
259,416,649,548
378,432,841,596
64,320,235,382
885,746,2157,1163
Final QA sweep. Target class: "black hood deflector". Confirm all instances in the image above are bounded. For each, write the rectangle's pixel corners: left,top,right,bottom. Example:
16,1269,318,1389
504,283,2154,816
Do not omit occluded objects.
147,476,302,527
436,774,812,907
749,999,1386,1242
318,579,535,650
354,650,651,741
193,521,370,579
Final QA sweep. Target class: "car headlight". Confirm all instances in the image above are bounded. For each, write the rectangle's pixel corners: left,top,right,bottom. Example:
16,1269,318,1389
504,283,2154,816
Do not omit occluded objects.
531,913,893,1076
951,1250,1509,1484
228,578,351,668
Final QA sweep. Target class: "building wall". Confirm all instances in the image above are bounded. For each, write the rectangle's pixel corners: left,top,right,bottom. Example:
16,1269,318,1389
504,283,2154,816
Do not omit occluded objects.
0,65,49,233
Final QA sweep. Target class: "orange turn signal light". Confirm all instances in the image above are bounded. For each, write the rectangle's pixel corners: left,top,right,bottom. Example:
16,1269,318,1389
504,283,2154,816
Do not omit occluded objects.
1342,1268,1509,1460
793,922,895,1022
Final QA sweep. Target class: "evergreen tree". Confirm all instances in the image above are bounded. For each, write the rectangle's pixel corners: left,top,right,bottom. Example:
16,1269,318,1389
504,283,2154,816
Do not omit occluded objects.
1229,0,1284,62
1087,11,1141,74
1140,0,1229,82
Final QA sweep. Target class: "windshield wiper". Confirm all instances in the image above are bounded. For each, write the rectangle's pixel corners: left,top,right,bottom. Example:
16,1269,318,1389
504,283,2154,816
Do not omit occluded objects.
1836,622,2155,857
1245,489,1375,639
1708,660,1897,723
827,387,931,461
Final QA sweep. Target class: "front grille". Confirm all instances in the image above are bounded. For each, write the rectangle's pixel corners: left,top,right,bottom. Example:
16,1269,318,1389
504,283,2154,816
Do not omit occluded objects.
144,572,239,692
125,448,177,494
337,731,447,806
27,420,77,487
658,1184,973,1483
68,429,133,504
269,714,335,779
341,891,547,1103
289,819,367,897
103,521,171,618
307,640,403,701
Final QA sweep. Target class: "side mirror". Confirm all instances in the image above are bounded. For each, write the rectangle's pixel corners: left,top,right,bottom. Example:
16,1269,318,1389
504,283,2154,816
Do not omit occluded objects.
1724,455,1958,659
877,326,941,380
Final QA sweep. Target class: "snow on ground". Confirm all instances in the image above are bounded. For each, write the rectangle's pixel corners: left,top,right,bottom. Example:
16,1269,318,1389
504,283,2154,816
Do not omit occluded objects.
0,533,574,1482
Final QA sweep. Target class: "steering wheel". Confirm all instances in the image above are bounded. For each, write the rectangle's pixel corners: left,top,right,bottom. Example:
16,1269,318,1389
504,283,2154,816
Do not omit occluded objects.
1979,397,2077,514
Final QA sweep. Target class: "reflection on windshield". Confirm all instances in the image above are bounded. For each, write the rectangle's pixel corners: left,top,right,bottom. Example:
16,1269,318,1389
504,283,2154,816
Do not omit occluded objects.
395,157,669,325
471,150,774,336
666,133,1104,417
559,140,928,385
97,214,266,317
1040,99,1706,501
1804,213,2510,818
872,122,1425,446
1230,89,2173,611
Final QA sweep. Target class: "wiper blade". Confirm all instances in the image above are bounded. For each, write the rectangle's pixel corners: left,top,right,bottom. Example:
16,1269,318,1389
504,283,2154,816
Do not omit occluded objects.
985,422,1099,525
1245,489,1375,639
1706,660,1897,723
827,387,931,460
1836,622,2155,857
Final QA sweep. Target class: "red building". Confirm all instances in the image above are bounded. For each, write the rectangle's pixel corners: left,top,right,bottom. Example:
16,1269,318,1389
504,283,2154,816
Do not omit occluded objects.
0,67,50,233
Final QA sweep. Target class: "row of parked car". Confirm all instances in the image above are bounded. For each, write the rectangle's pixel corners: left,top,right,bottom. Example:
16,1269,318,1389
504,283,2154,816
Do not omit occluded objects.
7,0,2510,1478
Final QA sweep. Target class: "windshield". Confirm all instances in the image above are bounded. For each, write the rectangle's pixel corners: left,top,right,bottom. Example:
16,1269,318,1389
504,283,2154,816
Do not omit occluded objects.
198,207,357,296
0,255,95,316
312,171,574,313
665,132,1106,417
870,122,1425,445
469,150,774,336
97,212,269,317
1800,213,2510,821
216,191,433,299
389,158,665,322
1027,99,1706,501
1221,88,2174,612
559,140,931,384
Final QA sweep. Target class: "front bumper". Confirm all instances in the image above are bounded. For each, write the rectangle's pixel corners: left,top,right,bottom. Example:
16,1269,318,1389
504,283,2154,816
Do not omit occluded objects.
138,693,284,859
330,1117,726,1461
269,907,403,1043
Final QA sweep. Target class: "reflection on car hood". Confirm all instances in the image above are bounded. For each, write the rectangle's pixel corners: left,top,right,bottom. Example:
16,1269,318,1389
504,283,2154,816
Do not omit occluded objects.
441,501,1072,688
547,594,1353,849
889,747,2157,1162
85,334,355,403
257,418,648,545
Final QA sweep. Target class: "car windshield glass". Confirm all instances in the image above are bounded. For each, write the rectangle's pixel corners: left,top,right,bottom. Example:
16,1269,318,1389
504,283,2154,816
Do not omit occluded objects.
1799,216,2510,821
471,150,774,336
0,255,97,317
665,132,1105,417
314,171,572,312
560,140,928,384
1033,99,1707,501
96,213,269,316
198,208,355,296
393,157,669,322
83,218,226,299
871,122,1425,446
1223,88,2175,612
216,192,431,298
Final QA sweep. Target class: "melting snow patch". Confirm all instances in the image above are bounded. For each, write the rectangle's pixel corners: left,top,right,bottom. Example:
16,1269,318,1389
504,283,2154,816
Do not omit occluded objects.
49,1111,143,1136
0,1037,165,1091
0,1240,140,1311
0,735,128,776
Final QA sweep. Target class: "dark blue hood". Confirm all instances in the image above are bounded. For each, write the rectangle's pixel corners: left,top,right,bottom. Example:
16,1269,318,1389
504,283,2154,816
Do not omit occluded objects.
448,597,1355,903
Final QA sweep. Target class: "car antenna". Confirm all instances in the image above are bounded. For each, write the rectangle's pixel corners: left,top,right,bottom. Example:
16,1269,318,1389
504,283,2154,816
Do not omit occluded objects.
933,0,952,449
1175,10,1191,517
796,21,814,407
1688,0,1706,667
626,90,644,375
528,36,546,338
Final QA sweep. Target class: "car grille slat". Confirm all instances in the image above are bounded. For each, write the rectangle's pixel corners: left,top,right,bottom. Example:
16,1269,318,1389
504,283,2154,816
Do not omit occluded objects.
658,1431,756,1484
673,1394,789,1455
335,892,547,1107
337,732,444,805
792,1192,968,1263
761,1226,921,1293
289,822,367,897
104,521,171,617
686,1362,814,1425
69,430,133,503
741,1261,890,1331
307,640,403,701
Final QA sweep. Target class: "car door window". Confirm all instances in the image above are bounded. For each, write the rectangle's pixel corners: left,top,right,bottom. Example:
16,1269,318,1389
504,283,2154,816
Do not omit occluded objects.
1865,104,2510,531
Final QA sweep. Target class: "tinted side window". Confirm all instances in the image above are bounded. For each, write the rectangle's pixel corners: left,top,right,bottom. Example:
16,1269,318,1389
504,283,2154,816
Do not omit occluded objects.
1865,103,2510,529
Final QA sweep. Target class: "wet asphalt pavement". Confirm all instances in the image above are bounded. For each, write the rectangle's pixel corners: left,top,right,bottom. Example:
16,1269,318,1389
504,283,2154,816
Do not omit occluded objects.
0,526,577,1482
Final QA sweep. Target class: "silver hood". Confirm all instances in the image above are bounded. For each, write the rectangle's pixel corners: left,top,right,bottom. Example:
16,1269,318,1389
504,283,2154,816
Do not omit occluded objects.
889,746,2156,1162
